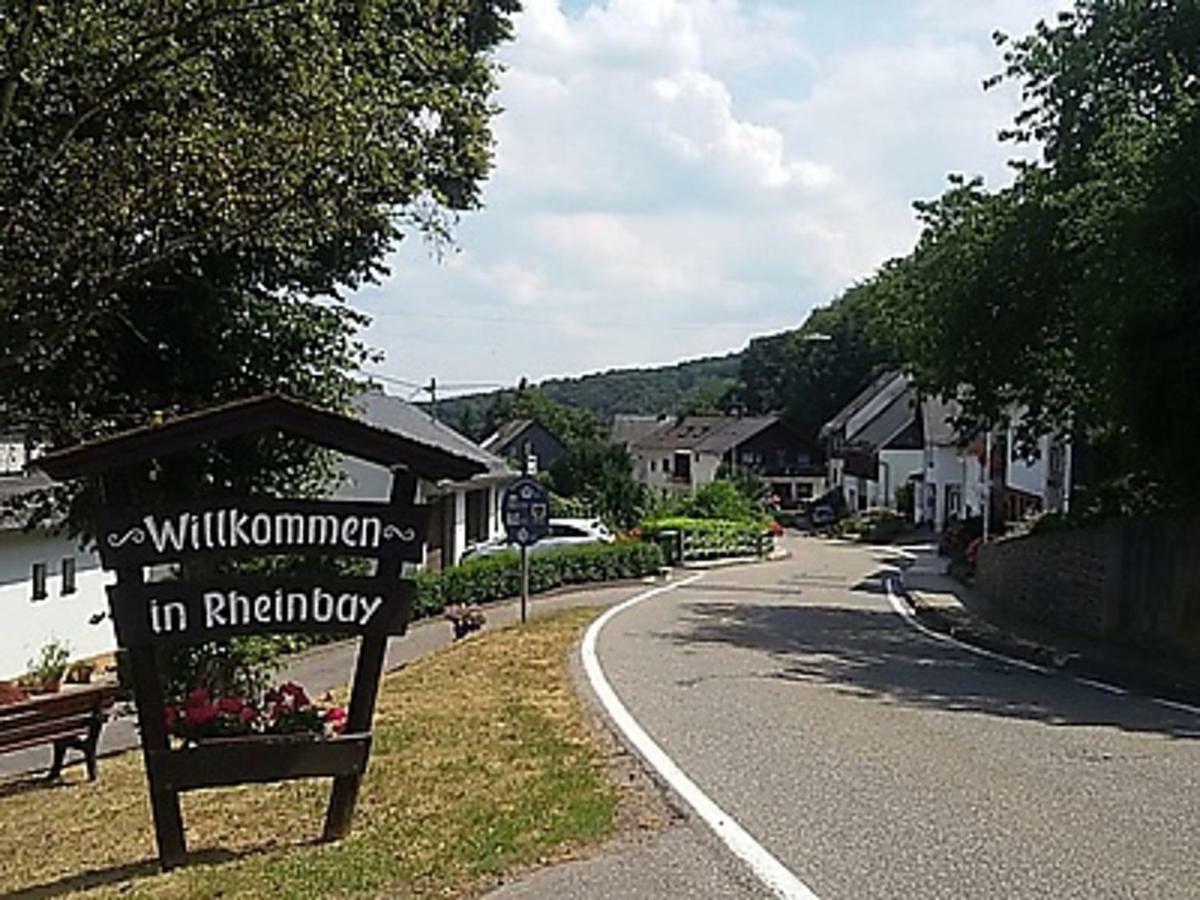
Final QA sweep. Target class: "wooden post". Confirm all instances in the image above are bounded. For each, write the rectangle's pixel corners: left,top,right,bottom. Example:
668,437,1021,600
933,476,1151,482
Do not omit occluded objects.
105,471,188,869
323,466,415,841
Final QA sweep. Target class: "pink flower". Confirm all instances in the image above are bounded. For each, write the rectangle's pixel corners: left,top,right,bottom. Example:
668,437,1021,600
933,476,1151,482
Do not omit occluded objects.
239,706,258,723
184,687,210,709
217,697,244,715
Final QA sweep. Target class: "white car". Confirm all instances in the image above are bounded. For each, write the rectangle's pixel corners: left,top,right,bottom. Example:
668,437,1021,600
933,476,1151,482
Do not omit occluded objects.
461,518,614,561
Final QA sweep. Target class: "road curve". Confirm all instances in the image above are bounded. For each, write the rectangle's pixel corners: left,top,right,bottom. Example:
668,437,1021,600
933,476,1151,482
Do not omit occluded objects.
591,537,1200,899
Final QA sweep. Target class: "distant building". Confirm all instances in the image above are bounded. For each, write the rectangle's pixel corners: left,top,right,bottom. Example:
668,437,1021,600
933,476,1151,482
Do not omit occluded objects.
820,372,924,513
480,419,568,473
820,373,1072,529
617,414,825,506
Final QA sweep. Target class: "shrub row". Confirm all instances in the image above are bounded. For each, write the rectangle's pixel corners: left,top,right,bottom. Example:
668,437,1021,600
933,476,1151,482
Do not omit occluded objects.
640,516,769,560
412,540,665,618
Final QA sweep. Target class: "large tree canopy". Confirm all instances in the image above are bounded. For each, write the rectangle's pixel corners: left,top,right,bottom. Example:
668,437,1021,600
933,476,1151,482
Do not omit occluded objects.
872,0,1200,512
0,0,519,530
1,0,516,387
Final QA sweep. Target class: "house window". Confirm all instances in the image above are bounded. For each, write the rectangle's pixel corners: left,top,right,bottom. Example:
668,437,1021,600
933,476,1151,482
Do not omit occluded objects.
61,558,76,596
662,457,671,475
796,483,814,499
673,451,692,481
650,459,657,473
31,563,47,601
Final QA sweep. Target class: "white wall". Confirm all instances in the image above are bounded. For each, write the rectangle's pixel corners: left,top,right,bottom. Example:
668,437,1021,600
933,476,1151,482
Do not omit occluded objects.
877,449,924,508
0,530,115,678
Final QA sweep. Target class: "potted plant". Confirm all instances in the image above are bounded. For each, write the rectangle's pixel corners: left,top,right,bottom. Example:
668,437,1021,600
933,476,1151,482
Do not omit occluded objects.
443,603,486,639
66,661,96,684
27,640,71,693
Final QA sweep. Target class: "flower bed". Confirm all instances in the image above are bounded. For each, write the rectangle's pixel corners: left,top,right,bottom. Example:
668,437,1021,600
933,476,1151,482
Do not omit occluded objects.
164,681,346,745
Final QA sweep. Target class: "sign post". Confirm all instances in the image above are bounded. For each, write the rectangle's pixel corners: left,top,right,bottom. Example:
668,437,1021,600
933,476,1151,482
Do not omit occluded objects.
501,475,549,624
33,395,486,870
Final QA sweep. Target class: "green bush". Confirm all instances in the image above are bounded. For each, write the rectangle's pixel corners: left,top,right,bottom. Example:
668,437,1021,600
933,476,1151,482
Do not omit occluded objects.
673,479,760,521
413,540,664,614
835,508,908,543
640,516,767,559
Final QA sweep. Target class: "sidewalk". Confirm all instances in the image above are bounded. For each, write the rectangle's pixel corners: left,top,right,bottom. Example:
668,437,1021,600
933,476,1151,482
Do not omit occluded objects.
897,542,1200,709
0,577,660,780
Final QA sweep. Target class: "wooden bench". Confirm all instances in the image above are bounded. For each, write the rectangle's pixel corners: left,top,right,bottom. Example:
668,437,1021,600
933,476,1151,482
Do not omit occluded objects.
0,685,119,781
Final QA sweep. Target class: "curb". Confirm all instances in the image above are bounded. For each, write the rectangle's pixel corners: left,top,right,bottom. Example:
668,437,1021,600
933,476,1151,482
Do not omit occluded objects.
900,580,1200,712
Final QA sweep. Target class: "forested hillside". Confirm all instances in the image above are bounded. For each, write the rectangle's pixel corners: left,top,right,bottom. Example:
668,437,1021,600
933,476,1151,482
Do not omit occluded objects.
434,352,741,439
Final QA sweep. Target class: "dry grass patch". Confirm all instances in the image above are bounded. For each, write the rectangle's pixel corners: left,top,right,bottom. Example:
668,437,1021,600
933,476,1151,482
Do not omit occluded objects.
0,608,616,898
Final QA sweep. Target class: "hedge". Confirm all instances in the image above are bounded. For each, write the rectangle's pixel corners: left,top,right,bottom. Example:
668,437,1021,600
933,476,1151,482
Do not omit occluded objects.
639,516,769,560
412,540,665,619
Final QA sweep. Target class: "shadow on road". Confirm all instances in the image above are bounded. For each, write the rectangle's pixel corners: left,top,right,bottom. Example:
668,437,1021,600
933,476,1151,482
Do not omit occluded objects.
667,579,1200,740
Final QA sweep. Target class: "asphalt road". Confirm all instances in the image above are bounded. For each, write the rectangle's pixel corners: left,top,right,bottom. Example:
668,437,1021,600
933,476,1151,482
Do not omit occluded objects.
589,537,1200,899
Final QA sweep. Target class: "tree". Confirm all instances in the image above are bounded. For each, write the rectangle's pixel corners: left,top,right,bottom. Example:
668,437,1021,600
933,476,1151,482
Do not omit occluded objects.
0,0,520,531
734,279,894,440
485,386,601,450
547,439,647,529
872,0,1200,511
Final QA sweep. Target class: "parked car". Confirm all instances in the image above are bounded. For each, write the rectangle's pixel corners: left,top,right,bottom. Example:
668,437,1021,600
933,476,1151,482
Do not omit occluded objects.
460,518,614,561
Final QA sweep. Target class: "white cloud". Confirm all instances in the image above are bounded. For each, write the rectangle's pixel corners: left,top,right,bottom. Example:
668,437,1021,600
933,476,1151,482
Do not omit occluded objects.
352,0,1072,390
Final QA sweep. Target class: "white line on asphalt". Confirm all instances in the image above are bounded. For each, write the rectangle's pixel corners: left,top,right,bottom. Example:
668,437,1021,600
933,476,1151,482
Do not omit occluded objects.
582,575,821,900
883,577,1200,717
881,574,1050,674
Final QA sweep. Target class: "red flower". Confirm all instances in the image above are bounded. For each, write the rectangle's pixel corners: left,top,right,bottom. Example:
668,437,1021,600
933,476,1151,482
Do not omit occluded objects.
163,706,178,731
324,707,348,734
239,706,258,723
184,687,210,709
217,697,244,715
185,702,218,726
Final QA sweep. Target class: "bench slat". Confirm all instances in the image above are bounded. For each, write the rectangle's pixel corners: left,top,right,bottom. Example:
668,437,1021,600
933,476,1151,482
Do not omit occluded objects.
0,687,118,721
0,712,98,750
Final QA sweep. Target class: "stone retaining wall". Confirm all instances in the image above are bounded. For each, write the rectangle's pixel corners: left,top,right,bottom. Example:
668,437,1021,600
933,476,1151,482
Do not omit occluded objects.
976,518,1200,656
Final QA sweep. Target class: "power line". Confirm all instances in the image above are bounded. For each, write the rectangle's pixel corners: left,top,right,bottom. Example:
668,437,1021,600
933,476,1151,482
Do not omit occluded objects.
375,311,782,332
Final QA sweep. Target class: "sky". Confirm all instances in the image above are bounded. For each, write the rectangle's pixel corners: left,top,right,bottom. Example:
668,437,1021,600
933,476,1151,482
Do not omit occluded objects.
350,0,1069,399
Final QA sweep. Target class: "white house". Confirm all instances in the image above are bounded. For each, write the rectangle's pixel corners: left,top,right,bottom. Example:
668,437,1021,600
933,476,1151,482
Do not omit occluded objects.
822,376,1071,529
821,373,925,513
0,450,115,679
916,397,1072,531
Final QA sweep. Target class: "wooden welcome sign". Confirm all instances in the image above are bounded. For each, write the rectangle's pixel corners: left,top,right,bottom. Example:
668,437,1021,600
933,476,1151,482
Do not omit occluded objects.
36,396,485,869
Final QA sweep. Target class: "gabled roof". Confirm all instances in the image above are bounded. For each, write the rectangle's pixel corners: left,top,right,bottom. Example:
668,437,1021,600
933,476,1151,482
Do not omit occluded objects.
630,415,779,454
819,371,903,439
352,391,511,482
35,395,488,483
610,415,665,447
480,418,534,452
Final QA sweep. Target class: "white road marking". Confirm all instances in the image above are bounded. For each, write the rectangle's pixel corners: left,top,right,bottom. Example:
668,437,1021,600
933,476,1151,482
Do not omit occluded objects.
582,575,821,900
881,574,1049,674
883,576,1200,717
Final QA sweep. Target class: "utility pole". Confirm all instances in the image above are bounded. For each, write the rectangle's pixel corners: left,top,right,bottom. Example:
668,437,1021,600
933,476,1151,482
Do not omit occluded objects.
427,377,438,421
982,430,992,542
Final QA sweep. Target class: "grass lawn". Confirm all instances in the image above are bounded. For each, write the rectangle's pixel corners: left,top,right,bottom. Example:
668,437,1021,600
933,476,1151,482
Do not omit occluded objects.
0,608,618,898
